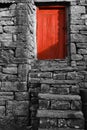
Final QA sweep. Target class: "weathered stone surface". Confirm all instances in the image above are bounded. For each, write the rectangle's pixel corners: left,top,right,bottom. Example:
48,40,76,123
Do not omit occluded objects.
71,100,82,110
0,106,5,117
0,92,14,100
71,54,83,61
0,73,17,81
71,34,87,43
70,85,80,94
15,92,29,101
30,72,52,78
18,64,30,81
1,82,27,92
67,119,84,129
38,94,81,101
41,84,50,93
0,26,3,33
51,101,70,110
3,67,17,74
3,26,16,33
0,20,14,26
53,73,66,80
39,118,57,128
6,101,29,116
70,6,85,14
39,100,50,110
37,110,83,119
71,43,76,54
49,87,69,95
67,71,78,80
78,49,87,55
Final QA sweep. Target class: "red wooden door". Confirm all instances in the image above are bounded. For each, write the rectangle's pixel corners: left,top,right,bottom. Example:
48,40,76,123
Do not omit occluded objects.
37,6,67,59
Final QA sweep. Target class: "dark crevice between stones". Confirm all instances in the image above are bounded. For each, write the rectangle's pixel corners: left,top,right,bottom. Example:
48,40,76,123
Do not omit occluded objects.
0,3,12,8
29,83,41,130
80,89,87,129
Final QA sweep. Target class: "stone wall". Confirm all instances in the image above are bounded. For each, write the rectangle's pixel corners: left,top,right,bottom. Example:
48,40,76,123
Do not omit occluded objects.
0,0,31,129
28,0,87,130
0,0,87,130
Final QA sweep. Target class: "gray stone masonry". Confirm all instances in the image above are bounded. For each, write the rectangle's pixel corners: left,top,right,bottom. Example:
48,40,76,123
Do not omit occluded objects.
0,0,87,130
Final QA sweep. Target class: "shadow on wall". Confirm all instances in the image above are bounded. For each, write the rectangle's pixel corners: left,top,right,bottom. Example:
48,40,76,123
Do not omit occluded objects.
37,43,67,60
80,89,87,129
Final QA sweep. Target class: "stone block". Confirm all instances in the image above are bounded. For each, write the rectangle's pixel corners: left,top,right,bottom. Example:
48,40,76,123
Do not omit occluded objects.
51,100,70,110
41,84,49,93
70,19,84,25
37,110,83,119
80,31,87,35
0,106,5,117
1,82,27,92
70,85,80,94
71,34,87,43
3,66,17,74
78,49,87,55
53,73,66,80
18,64,30,81
0,73,17,81
15,92,29,101
49,87,69,95
30,72,52,78
67,119,84,129
58,119,67,128
81,14,87,19
6,101,29,116
0,20,14,26
71,43,76,54
70,6,85,15
3,26,17,33
14,116,29,126
0,100,5,106
77,43,87,48
39,118,57,128
71,100,82,110
0,33,12,44
0,10,11,17
39,100,50,110
71,54,83,61
15,47,32,58
67,71,78,80
0,92,14,101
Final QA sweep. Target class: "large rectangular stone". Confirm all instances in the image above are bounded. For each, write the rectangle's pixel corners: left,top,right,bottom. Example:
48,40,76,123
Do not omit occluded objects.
6,101,29,116
70,6,85,15
3,66,17,74
15,92,29,101
0,92,14,100
0,106,5,117
0,73,17,81
0,33,12,43
1,82,27,92
3,26,17,33
18,64,30,81
51,100,70,110
37,110,83,119
30,72,52,78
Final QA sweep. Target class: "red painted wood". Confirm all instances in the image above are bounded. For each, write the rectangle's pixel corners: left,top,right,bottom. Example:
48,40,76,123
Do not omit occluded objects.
37,6,67,59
